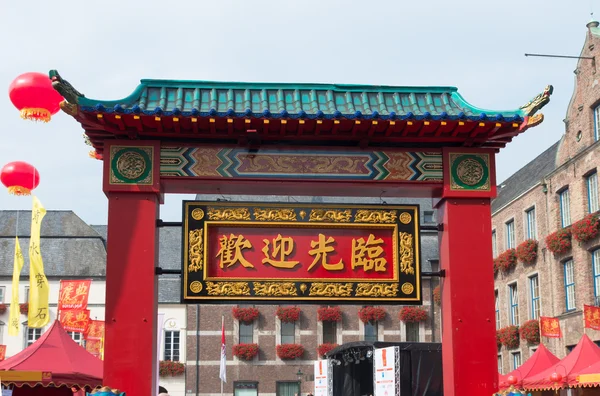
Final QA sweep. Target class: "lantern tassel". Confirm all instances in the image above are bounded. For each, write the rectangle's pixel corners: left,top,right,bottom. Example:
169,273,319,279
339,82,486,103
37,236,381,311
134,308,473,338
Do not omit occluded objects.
20,108,51,123
7,186,31,196
88,150,103,160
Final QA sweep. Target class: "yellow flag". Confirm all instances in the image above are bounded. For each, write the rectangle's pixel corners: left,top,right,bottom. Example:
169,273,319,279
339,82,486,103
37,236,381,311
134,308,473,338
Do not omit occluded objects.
28,196,49,328
8,237,25,336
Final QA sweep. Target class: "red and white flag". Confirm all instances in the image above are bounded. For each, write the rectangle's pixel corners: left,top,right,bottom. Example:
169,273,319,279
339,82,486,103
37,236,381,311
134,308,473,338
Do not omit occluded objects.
219,315,226,383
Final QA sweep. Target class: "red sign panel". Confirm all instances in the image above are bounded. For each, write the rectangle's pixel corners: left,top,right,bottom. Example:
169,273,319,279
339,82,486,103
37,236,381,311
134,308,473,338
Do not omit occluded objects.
60,309,91,333
86,320,105,341
58,280,92,311
0,345,5,361
540,316,562,338
584,305,600,331
183,202,421,304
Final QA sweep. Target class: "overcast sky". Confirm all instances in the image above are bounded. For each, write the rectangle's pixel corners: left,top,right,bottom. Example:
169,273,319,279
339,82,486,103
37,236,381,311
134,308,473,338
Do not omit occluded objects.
0,0,595,225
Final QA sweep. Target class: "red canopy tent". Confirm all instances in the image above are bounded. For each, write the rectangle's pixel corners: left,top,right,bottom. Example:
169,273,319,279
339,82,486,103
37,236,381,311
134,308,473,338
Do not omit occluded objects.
523,334,600,391
498,343,560,390
0,320,103,395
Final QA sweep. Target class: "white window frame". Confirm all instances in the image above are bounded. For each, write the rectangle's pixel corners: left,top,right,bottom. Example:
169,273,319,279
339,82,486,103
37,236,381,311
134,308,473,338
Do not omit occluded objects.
164,330,181,362
0,286,5,303
564,259,576,312
595,105,600,142
505,220,515,249
495,290,500,329
508,283,519,326
23,323,42,348
512,352,522,370
588,172,599,213
529,274,540,320
559,189,571,227
525,207,537,239
68,331,84,346
498,354,503,375
492,230,497,257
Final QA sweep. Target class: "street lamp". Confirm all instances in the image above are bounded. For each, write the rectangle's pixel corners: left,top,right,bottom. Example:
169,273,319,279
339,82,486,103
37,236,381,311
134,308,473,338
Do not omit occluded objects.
296,368,304,395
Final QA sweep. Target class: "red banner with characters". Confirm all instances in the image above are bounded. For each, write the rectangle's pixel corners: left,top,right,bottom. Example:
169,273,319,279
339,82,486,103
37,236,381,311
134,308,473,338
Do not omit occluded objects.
86,320,105,341
86,339,102,358
0,345,6,361
58,280,92,310
584,305,600,330
60,309,91,333
540,316,562,338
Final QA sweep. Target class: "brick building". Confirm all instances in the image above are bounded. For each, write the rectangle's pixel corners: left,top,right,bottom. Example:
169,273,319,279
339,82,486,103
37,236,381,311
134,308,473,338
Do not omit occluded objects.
185,196,441,396
492,20,600,375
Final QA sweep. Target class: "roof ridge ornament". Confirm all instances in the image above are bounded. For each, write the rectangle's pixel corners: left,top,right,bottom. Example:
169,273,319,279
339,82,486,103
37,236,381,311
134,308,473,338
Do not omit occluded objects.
49,69,85,105
519,85,553,117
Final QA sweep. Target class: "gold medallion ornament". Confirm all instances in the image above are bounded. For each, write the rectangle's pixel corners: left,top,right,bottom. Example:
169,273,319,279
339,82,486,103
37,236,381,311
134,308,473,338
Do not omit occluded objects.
299,283,307,294
191,208,205,220
188,229,203,272
190,281,203,293
455,158,484,186
309,282,354,297
355,283,398,297
116,151,146,180
206,281,251,296
253,282,298,296
401,282,414,295
354,210,397,223
399,232,414,274
399,212,412,224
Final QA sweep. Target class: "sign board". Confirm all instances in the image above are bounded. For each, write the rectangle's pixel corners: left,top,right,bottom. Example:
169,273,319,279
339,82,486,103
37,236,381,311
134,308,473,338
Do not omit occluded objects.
0,371,51,382
314,359,330,396
374,347,399,396
182,202,421,304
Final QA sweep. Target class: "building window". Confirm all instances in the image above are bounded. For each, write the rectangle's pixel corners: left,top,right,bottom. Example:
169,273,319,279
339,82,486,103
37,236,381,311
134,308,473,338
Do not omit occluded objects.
512,352,522,370
234,381,258,396
276,381,299,396
495,290,500,329
595,105,600,141
24,286,29,303
567,345,576,354
405,322,419,342
364,322,378,342
525,208,537,239
164,330,180,361
68,331,84,346
588,172,599,213
423,211,435,223
529,275,540,320
564,260,576,312
505,220,515,249
24,325,42,348
323,320,337,344
498,355,503,374
593,250,600,305
0,286,5,303
509,284,519,326
492,230,497,257
559,189,571,227
281,321,295,344
239,322,253,344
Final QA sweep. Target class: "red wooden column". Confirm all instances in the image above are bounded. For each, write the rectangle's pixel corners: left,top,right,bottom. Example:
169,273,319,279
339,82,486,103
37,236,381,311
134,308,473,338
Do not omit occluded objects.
102,141,162,395
436,148,498,395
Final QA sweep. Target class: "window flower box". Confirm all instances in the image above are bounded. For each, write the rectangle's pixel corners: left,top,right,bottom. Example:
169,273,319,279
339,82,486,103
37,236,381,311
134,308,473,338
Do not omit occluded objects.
232,307,259,324
398,307,428,323
0,303,7,314
317,306,342,322
276,343,304,360
516,239,538,265
545,228,572,255
357,306,386,324
276,307,301,323
497,325,520,349
572,214,600,243
519,320,540,345
494,249,517,273
233,343,259,361
159,360,185,377
433,286,441,304
20,303,28,315
317,343,339,358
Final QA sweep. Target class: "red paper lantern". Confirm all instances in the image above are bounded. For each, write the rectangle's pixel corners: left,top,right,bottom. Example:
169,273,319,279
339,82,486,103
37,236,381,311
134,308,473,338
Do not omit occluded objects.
549,372,563,383
9,72,63,122
0,161,40,196
507,375,518,386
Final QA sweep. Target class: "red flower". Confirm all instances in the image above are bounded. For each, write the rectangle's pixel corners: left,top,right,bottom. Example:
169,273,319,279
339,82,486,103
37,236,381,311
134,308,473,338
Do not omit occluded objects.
0,304,7,314
398,307,428,323
494,249,517,273
545,228,572,255
276,307,301,323
232,307,259,324
317,306,342,322
233,343,259,360
357,306,386,323
572,214,600,243
497,325,520,349
317,343,339,358
19,303,28,315
159,360,185,377
516,239,538,265
432,286,441,304
519,320,540,345
276,344,305,360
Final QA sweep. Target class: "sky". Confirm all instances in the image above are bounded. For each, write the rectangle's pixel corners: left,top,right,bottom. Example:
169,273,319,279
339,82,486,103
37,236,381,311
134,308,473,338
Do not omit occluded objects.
0,0,596,226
